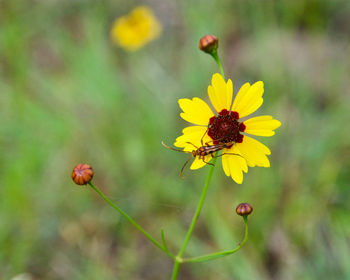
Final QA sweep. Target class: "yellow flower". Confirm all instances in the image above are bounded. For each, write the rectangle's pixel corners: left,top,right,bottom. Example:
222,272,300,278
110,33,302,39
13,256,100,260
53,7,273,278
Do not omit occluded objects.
110,6,161,51
175,73,281,184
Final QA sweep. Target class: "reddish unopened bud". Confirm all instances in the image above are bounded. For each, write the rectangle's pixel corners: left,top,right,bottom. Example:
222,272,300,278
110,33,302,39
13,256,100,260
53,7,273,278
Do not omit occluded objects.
199,35,218,54
236,203,253,216
72,164,94,185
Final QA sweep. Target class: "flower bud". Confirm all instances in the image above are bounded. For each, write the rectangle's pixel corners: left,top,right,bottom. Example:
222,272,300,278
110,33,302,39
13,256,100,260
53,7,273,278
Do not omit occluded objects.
199,35,218,54
236,203,253,216
72,164,94,185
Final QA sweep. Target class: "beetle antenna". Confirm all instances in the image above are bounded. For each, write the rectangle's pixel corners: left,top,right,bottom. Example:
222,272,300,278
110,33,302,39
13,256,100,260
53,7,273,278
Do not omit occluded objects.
161,141,191,153
179,155,193,178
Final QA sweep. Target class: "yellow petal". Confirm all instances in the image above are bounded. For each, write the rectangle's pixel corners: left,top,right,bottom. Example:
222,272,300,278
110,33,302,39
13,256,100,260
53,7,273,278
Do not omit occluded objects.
179,98,214,125
190,155,212,170
227,155,243,184
174,126,213,152
222,151,231,177
224,146,248,173
221,146,248,184
244,116,281,137
232,81,264,118
232,82,250,109
208,73,233,112
174,126,206,147
236,136,271,167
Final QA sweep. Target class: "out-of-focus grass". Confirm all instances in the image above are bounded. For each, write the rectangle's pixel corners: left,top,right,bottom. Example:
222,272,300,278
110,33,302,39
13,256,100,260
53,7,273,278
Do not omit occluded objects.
1,0,350,279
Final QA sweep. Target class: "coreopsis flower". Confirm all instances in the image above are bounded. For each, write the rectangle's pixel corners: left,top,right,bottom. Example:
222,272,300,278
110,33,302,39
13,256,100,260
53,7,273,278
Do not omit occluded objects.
110,6,161,51
175,73,281,184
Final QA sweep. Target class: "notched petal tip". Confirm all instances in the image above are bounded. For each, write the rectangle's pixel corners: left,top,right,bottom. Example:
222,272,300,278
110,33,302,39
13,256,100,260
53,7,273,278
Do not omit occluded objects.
178,98,189,107
234,178,243,184
244,115,282,137
209,73,233,112
275,119,282,128
251,81,264,92
178,97,214,125
236,136,272,167
212,72,224,81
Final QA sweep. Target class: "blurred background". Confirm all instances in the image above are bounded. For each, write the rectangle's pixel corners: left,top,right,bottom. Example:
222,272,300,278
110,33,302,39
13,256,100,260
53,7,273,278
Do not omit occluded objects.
1,0,350,279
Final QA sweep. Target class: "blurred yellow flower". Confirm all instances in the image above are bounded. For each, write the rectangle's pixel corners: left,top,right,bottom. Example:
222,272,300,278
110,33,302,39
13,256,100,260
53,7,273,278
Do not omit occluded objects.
175,73,281,184
110,6,161,51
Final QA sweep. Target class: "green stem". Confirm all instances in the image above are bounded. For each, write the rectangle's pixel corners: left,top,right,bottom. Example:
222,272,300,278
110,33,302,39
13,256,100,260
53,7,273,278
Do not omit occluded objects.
170,259,181,280
170,156,218,279
88,182,174,258
183,216,249,263
170,48,226,279
179,157,217,256
211,51,225,78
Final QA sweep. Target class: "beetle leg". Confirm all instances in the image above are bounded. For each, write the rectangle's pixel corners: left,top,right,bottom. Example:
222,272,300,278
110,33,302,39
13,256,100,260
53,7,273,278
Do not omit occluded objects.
199,155,214,166
200,127,209,146
214,153,244,159
202,158,214,166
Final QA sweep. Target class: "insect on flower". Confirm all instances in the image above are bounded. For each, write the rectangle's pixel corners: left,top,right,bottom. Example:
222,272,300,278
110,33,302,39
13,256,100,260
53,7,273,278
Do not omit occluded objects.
162,133,241,178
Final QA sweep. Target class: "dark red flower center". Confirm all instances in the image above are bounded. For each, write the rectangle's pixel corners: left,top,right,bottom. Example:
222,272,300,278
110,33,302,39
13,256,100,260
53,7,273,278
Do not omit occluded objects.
208,109,245,145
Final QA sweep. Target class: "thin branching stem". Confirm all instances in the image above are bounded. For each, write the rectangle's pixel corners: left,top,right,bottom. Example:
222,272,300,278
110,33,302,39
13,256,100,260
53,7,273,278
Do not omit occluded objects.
183,216,249,263
170,156,218,279
88,182,174,258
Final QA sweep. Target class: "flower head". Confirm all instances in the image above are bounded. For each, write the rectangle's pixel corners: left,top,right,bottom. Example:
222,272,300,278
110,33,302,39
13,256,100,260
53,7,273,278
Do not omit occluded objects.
174,73,281,184
110,6,162,51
